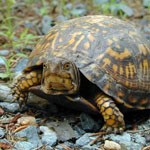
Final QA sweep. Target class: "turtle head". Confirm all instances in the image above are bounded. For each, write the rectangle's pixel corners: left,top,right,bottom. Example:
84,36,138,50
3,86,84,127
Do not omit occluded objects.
41,57,80,95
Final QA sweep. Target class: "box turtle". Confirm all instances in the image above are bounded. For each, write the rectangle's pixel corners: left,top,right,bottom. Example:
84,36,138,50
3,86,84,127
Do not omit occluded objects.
12,15,150,133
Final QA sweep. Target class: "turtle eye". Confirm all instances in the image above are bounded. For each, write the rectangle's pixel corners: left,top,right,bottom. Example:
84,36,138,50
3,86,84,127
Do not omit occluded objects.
63,62,71,70
43,64,47,69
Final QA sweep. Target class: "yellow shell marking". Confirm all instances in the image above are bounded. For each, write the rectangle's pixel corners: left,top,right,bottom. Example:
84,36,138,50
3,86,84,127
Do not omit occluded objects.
72,35,85,51
143,59,149,75
107,39,113,45
102,58,111,68
84,42,90,50
112,64,118,72
119,67,124,75
87,34,95,42
128,63,136,79
138,44,147,55
51,32,59,49
106,47,131,60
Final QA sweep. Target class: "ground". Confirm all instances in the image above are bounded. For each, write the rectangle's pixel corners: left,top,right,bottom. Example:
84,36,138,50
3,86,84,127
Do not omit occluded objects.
0,0,150,150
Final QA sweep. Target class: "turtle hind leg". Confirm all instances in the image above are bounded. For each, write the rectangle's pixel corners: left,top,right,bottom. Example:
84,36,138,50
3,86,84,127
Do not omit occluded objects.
11,70,42,107
95,94,125,133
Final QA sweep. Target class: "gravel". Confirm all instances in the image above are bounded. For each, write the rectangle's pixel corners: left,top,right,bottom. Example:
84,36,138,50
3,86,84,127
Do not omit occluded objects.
40,126,57,146
0,102,20,113
15,126,42,148
14,141,35,150
0,128,5,138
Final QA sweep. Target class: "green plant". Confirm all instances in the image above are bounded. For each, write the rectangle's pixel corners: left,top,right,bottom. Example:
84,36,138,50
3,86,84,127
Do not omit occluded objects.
12,28,40,49
0,53,28,80
93,0,128,18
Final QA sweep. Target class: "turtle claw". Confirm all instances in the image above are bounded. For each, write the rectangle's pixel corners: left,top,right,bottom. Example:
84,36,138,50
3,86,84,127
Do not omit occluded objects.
101,124,124,134
11,84,28,108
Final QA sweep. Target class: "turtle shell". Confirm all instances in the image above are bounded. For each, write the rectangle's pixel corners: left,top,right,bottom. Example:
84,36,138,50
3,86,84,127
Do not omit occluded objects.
25,15,150,109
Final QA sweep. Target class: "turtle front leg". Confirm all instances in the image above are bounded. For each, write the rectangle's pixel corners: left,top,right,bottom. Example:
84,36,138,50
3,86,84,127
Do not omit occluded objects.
11,70,42,106
95,94,125,133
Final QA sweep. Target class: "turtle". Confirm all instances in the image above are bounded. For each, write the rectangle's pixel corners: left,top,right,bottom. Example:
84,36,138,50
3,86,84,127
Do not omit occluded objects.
11,15,150,133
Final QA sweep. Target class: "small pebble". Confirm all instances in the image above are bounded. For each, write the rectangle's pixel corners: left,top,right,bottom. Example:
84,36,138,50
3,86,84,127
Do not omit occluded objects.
0,50,9,56
76,133,97,147
93,0,109,4
71,4,87,16
15,126,42,148
119,4,134,17
0,128,5,138
17,116,37,126
14,141,34,150
80,113,100,132
106,132,131,142
104,140,121,150
40,126,57,146
0,102,19,113
42,15,53,34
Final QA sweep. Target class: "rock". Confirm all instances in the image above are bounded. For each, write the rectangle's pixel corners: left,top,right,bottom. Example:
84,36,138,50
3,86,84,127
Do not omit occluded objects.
0,128,5,138
82,144,100,150
14,58,29,74
28,93,58,113
93,0,109,4
120,142,143,150
55,142,74,150
110,4,134,16
39,126,57,146
143,0,150,7
107,132,146,150
47,121,76,142
56,15,68,22
0,83,57,112
104,140,121,150
76,133,98,147
15,126,42,148
17,116,37,126
119,4,134,17
0,102,19,113
80,113,100,132
0,50,9,56
132,133,146,145
24,21,34,28
42,15,53,34
65,3,73,9
74,125,85,138
14,141,34,150
145,134,150,144
45,145,53,150
106,133,131,142
0,84,13,102
71,4,87,16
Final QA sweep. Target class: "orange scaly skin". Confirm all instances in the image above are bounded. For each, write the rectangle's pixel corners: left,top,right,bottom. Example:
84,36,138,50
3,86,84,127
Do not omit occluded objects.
11,70,42,106
96,94,125,133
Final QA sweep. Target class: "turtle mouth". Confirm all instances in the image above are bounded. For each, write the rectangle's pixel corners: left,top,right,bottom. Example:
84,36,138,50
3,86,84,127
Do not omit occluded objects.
41,74,77,95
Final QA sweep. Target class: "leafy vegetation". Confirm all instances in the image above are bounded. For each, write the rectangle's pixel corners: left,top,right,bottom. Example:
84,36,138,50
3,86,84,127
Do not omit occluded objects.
0,53,28,80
